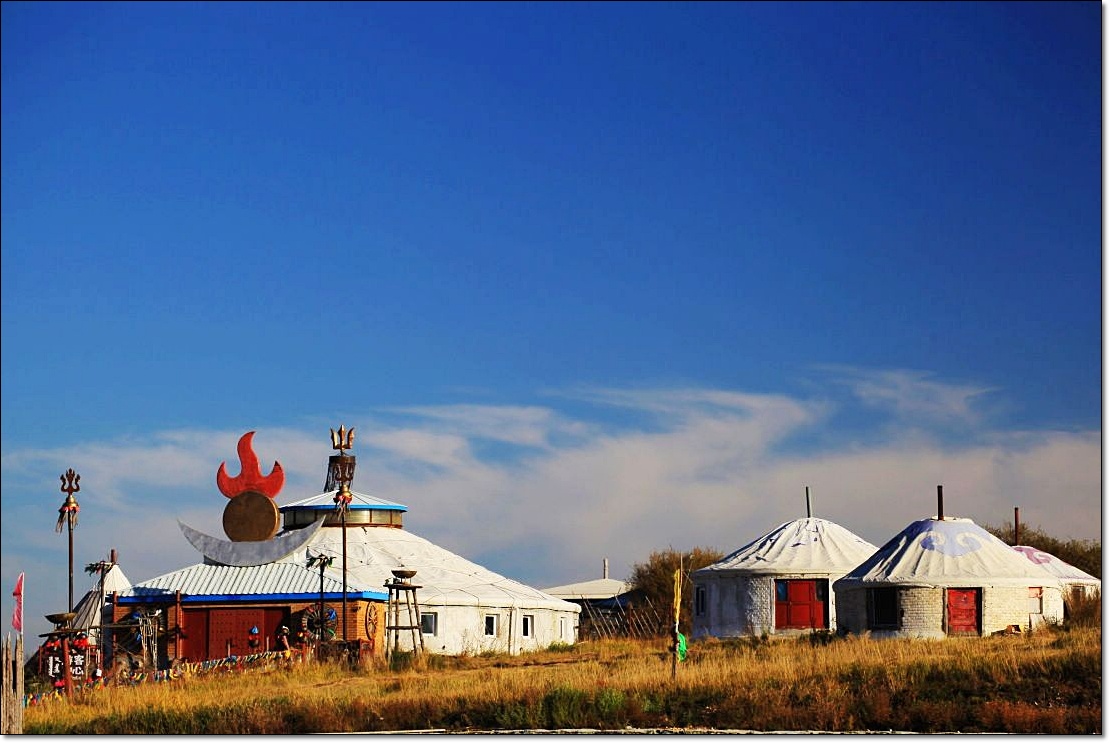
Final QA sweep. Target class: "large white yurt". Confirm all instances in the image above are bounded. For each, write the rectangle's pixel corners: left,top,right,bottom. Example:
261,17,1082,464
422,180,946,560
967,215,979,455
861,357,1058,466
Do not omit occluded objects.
1012,546,1101,606
281,491,581,655
692,517,878,639
834,517,1066,638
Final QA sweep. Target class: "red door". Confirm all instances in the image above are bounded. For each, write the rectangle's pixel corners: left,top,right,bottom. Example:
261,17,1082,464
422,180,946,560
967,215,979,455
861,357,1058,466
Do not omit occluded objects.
947,588,980,635
179,608,209,661
185,607,289,660
774,580,828,630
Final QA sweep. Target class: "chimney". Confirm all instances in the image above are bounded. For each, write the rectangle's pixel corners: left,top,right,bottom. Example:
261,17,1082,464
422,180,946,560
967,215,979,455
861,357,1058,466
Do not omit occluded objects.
937,485,944,521
805,486,812,519
603,558,609,580
110,548,118,565
1014,507,1021,545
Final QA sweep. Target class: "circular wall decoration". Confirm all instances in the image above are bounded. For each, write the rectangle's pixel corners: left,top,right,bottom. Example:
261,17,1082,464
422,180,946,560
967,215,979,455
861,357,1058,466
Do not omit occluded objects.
302,604,338,641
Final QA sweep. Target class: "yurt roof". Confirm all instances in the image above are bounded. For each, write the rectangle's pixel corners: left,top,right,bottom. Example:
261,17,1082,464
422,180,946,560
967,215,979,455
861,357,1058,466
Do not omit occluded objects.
542,577,632,601
120,560,387,604
835,518,1066,589
281,490,407,512
694,517,878,576
304,524,580,613
1013,546,1101,586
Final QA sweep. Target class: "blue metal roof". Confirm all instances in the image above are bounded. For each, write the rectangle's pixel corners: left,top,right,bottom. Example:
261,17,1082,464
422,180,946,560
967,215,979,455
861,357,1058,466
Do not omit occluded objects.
120,560,389,603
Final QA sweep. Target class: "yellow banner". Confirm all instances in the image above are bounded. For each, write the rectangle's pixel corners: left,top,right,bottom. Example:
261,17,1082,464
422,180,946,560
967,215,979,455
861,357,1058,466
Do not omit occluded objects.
673,568,681,625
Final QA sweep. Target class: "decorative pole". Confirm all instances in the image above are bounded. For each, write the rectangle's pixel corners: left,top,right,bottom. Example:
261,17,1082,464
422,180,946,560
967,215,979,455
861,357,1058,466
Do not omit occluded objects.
330,426,357,646
306,552,333,660
56,469,81,612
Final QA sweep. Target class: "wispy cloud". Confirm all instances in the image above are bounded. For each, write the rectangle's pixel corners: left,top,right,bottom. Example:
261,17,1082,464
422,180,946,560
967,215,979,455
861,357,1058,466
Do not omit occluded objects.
816,365,997,425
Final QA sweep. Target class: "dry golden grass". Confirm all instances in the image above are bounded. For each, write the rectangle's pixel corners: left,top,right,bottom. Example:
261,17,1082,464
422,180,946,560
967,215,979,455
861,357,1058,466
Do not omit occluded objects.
24,626,1100,734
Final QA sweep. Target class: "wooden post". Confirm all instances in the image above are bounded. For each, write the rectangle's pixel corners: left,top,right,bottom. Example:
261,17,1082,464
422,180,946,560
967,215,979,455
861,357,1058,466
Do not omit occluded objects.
1,634,25,734
62,635,74,697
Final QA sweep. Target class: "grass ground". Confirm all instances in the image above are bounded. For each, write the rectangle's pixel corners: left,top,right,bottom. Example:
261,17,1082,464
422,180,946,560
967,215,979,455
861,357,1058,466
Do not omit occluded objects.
23,624,1101,734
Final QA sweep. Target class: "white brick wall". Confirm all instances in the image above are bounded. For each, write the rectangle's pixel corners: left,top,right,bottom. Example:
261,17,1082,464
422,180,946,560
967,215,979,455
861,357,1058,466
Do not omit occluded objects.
693,572,851,638
833,583,1066,638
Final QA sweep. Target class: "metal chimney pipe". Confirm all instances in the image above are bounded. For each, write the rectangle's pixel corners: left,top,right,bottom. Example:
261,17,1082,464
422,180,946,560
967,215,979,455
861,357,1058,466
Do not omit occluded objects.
937,485,944,520
1014,507,1020,545
603,558,609,580
805,486,812,518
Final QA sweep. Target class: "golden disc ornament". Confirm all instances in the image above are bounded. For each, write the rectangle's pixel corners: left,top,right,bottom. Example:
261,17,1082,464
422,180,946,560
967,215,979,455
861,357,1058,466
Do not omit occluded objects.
223,490,280,542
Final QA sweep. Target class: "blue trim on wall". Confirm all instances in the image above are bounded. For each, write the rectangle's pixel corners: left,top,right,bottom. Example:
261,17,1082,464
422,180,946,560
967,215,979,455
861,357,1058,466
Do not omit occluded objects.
118,590,388,604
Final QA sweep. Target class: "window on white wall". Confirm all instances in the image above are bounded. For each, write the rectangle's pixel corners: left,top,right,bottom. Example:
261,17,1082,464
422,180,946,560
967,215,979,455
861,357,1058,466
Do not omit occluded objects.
522,614,534,637
420,612,438,636
695,586,706,616
559,616,568,640
484,614,498,636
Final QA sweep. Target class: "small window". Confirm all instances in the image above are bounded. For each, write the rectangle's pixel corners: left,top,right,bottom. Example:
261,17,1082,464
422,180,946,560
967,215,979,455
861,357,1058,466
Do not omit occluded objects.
1028,587,1043,615
775,580,788,602
559,616,568,640
484,614,498,637
695,586,706,617
815,581,828,601
522,614,534,638
869,588,898,629
420,612,437,636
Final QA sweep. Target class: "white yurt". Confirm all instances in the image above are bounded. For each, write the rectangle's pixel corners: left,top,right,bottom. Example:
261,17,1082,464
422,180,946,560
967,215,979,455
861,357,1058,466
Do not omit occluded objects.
692,516,878,638
282,491,581,655
834,517,1066,638
1012,546,1101,606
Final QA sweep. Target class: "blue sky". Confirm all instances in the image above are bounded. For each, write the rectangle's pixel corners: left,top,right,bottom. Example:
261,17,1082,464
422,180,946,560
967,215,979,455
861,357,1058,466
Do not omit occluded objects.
1,2,1101,642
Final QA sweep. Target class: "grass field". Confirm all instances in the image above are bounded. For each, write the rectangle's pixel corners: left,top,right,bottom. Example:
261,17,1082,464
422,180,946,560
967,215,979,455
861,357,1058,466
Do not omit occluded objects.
23,623,1101,734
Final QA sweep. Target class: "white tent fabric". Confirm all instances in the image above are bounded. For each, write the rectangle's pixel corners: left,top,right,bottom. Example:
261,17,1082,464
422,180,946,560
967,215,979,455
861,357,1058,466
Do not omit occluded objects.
1012,546,1101,588
71,564,132,643
837,518,1066,589
696,517,878,576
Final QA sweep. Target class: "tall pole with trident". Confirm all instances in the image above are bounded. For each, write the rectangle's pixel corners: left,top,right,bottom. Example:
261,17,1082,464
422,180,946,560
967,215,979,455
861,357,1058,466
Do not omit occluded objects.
56,469,81,613
329,426,356,646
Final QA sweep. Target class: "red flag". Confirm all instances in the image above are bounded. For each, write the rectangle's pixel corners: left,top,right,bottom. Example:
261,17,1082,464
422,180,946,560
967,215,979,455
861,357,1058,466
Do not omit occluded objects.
12,572,24,633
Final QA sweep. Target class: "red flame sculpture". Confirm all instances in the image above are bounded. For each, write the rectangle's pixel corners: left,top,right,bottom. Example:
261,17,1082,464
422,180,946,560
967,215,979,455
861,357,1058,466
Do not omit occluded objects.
216,431,285,499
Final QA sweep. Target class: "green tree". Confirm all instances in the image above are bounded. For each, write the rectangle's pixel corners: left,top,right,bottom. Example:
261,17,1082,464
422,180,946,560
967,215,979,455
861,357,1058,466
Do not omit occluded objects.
984,522,1101,579
628,546,724,635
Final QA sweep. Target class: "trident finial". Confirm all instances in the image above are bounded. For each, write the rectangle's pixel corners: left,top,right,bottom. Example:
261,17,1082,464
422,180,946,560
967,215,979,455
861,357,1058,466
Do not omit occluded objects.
56,468,81,533
60,468,80,497
330,425,355,453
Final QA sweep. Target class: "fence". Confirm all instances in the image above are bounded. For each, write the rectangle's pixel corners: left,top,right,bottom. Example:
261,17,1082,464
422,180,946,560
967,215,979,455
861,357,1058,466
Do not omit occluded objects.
1,634,24,734
577,599,667,640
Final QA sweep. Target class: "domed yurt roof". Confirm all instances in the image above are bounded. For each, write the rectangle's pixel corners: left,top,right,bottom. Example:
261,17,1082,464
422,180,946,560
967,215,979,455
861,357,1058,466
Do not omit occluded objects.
695,517,877,576
836,517,1067,589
